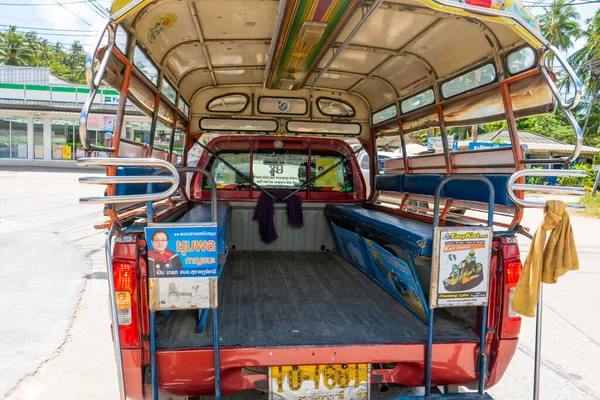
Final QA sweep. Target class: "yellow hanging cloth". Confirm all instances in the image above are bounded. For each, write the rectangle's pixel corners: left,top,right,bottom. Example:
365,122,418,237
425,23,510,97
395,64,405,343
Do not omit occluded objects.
511,200,579,317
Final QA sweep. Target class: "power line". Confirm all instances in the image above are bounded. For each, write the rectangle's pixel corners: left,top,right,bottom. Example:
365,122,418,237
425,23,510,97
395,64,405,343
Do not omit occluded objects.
49,0,94,27
0,24,95,32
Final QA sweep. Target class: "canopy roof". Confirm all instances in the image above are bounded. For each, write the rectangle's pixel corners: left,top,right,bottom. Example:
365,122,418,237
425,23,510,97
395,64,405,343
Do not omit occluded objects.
108,0,554,141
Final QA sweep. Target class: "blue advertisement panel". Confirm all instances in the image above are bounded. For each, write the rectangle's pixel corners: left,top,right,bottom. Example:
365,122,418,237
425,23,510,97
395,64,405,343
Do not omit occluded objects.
330,223,372,277
145,225,218,279
146,225,219,310
362,238,428,322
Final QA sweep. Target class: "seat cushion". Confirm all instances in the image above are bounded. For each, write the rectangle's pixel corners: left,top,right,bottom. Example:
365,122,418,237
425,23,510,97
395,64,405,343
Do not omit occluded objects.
443,174,513,206
115,166,171,196
402,174,445,196
178,202,231,255
374,174,404,192
325,204,433,257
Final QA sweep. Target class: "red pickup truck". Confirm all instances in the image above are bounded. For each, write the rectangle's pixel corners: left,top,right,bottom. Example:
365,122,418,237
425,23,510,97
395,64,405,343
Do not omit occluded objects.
107,135,523,398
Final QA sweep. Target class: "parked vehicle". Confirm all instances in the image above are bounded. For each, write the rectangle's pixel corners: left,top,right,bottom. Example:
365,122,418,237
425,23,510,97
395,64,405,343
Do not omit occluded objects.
77,0,585,398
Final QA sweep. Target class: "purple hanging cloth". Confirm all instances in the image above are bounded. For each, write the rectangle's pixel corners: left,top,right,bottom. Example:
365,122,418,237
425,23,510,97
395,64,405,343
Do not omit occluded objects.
253,190,304,243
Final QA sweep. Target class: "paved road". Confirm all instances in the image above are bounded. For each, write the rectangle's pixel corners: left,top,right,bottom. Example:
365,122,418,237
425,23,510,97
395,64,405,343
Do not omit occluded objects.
1,169,599,399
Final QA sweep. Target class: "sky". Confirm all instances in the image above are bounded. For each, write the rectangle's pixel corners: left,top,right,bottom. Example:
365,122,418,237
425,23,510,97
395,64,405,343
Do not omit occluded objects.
0,0,598,53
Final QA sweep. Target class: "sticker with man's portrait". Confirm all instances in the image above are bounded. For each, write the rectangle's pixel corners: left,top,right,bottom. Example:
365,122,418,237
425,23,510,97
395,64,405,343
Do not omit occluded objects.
145,225,219,310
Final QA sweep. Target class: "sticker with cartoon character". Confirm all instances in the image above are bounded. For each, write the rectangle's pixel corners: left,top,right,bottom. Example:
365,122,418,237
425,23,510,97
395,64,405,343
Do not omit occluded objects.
148,13,177,43
433,227,492,308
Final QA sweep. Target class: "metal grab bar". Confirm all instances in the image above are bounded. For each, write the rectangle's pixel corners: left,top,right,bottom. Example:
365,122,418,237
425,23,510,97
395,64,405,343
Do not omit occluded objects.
433,175,496,227
86,20,116,90
521,107,583,166
80,20,117,152
507,169,587,209
177,167,218,223
77,158,180,204
540,45,584,111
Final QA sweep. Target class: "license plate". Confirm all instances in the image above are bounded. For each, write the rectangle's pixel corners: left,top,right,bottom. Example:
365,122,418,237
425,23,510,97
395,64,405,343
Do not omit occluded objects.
269,364,370,400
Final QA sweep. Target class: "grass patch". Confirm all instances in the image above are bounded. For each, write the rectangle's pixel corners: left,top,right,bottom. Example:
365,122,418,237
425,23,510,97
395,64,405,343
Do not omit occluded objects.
579,193,600,218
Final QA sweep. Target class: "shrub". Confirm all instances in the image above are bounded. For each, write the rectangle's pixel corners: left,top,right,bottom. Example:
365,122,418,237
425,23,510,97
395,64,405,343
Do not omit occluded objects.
556,164,597,189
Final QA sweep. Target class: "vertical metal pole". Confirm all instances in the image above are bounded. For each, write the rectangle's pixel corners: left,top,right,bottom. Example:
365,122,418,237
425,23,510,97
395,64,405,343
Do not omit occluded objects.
533,286,543,400
425,307,435,397
478,305,489,395
592,170,600,197
213,307,222,399
436,104,452,174
150,310,158,400
105,227,126,400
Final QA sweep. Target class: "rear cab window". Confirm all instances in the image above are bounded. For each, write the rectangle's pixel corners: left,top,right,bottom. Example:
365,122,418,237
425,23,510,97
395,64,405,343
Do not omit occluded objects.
204,151,354,193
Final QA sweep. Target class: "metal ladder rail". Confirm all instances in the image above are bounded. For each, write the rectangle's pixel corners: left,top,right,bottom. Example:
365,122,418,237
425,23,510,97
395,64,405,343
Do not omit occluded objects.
525,46,584,166
79,19,117,153
78,158,181,400
507,168,586,400
425,176,496,399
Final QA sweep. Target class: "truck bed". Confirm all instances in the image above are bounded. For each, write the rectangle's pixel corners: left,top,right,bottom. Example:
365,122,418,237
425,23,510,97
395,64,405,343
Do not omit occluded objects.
155,251,478,349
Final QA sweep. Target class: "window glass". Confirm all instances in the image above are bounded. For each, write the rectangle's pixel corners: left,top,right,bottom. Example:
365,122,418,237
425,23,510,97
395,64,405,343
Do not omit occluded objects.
51,119,74,160
34,118,44,159
204,151,353,192
172,129,185,165
506,47,536,75
153,123,172,151
287,121,361,135
207,94,248,112
162,78,177,105
317,98,355,117
401,89,435,114
372,104,397,125
133,46,159,86
311,153,352,191
200,118,277,132
0,116,9,159
125,121,151,144
441,63,497,99
11,117,28,159
360,153,369,170
178,97,186,114
116,25,129,54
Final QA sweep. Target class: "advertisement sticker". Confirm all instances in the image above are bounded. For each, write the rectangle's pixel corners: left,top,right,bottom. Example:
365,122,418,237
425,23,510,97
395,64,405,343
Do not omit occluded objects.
145,225,218,310
431,227,492,308
362,239,427,321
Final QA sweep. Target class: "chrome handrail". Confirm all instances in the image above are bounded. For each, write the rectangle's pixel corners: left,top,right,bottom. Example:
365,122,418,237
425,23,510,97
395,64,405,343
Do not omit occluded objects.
80,20,117,152
540,45,584,111
86,19,116,90
507,169,587,209
77,158,180,204
522,107,583,166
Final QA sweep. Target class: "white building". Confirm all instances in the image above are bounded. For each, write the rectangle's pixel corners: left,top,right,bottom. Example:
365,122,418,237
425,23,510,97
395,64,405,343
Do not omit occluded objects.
0,66,151,164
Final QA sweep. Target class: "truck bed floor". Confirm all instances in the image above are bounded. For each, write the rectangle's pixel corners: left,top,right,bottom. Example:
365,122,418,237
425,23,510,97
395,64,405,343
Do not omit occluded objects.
155,251,478,349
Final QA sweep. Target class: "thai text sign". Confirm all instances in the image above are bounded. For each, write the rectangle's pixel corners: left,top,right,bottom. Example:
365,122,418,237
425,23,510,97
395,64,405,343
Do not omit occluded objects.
145,225,218,310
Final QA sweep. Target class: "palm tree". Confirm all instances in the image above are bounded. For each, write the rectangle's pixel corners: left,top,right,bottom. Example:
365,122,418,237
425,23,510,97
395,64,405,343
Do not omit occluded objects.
0,26,26,66
539,0,582,67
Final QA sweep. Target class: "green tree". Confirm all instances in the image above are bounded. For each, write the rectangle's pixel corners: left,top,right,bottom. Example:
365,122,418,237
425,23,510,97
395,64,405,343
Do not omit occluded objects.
0,26,26,65
539,0,583,63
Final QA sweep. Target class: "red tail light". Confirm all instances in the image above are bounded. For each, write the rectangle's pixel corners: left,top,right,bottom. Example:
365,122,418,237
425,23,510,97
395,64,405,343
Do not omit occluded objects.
113,259,140,348
501,258,522,338
505,261,522,285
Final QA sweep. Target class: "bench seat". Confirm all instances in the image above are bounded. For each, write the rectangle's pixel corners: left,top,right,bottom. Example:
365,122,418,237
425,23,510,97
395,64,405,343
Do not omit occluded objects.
178,202,231,256
324,204,434,257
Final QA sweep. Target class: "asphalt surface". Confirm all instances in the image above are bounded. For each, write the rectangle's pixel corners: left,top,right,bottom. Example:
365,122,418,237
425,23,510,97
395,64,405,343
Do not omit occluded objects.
1,169,599,399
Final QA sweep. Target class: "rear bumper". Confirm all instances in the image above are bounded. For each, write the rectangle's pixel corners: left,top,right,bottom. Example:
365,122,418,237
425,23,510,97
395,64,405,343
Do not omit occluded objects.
122,340,518,399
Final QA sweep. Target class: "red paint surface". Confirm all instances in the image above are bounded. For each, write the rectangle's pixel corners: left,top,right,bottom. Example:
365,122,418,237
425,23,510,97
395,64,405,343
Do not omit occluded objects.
121,341,517,398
